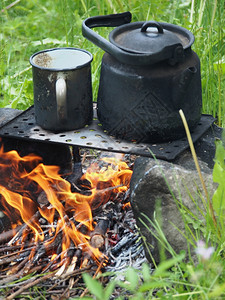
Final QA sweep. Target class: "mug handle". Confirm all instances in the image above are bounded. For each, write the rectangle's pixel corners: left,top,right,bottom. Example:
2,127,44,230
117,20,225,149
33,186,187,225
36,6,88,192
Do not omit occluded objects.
56,77,67,123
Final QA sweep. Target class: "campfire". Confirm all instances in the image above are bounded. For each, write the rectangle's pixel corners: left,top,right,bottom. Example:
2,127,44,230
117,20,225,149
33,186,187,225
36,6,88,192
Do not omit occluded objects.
0,143,142,298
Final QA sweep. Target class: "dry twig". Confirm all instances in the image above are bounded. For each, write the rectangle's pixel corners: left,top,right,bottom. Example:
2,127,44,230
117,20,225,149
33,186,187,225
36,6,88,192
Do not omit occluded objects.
1,0,21,13
6,271,56,300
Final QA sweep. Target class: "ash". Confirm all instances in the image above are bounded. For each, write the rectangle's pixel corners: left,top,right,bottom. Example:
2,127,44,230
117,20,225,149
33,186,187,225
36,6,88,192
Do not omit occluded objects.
103,193,148,279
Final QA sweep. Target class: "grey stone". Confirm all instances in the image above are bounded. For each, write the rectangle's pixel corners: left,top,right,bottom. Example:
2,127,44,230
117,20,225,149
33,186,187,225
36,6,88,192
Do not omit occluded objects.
130,157,217,263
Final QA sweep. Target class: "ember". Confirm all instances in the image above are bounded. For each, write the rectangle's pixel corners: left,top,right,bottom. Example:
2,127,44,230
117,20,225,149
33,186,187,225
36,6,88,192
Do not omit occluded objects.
0,144,136,298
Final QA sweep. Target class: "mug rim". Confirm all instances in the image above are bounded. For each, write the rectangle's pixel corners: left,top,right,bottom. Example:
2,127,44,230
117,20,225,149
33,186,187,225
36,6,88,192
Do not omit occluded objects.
30,47,93,71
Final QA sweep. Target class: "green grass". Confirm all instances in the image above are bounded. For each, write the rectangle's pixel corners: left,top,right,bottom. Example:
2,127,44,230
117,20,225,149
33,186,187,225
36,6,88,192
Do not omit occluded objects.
0,0,225,124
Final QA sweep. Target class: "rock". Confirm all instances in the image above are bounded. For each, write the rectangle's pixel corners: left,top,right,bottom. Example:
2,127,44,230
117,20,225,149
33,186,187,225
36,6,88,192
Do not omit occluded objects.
130,157,217,263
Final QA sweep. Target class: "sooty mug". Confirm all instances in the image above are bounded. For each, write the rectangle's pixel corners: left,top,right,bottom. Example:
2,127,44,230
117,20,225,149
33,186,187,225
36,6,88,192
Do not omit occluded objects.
30,47,93,132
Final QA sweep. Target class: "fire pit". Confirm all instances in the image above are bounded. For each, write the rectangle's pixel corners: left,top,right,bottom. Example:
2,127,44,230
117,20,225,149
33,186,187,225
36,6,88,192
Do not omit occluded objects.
0,137,148,298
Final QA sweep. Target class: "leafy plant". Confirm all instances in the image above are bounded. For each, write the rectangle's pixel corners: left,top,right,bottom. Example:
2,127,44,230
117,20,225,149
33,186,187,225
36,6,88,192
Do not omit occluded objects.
212,138,225,232
81,273,116,300
78,252,185,300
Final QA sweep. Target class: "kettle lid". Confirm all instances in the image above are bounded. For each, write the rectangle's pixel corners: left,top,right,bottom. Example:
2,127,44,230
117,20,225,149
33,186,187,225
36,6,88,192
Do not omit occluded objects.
82,12,195,65
109,21,194,58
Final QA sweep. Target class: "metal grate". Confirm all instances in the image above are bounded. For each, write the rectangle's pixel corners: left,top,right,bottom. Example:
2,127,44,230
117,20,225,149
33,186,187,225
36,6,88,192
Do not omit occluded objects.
0,106,215,161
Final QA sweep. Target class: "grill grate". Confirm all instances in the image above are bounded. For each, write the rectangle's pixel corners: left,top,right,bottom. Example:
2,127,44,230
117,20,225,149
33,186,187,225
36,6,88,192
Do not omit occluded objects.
0,106,215,161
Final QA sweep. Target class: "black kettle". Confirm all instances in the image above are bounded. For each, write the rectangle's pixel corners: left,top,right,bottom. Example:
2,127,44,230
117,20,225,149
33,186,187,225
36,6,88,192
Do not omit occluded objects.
82,12,202,143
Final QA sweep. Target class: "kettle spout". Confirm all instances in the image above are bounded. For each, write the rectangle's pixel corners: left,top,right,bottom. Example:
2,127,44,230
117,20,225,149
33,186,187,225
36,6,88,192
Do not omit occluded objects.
172,66,197,108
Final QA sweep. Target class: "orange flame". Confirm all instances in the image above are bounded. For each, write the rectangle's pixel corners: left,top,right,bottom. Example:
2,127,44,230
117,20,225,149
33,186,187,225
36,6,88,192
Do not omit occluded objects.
0,145,132,264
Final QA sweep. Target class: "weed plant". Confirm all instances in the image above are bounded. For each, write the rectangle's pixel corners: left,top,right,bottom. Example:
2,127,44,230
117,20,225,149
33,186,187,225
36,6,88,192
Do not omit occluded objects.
0,0,224,125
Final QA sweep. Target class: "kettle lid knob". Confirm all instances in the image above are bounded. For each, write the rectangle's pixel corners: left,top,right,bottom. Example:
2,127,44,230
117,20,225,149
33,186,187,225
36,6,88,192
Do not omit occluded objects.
141,21,164,34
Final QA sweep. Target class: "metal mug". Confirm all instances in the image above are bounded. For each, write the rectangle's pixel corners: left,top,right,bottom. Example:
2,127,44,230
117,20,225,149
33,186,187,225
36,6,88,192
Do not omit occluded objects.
30,47,93,132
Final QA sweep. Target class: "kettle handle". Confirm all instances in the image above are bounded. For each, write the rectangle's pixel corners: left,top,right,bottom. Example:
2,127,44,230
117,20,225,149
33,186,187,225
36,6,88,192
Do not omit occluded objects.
82,12,183,66
82,12,139,65
83,11,132,28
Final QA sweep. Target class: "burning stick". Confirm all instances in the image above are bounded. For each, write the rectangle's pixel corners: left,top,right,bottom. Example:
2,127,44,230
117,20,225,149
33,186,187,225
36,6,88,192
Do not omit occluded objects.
54,242,77,277
90,213,111,249
111,232,138,255
81,255,89,268
7,210,42,246
67,248,82,292
0,244,29,253
54,260,67,277
66,146,83,186
66,248,82,275
0,246,32,261
58,263,93,281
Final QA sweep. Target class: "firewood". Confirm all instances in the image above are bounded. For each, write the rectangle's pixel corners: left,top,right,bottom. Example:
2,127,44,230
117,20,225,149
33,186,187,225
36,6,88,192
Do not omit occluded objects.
0,226,22,244
7,256,29,275
8,210,41,246
90,234,105,249
37,190,49,206
64,248,82,290
111,232,138,255
90,185,123,211
5,271,56,300
55,261,67,277
59,264,94,280
0,244,31,253
0,253,23,266
81,255,89,268
0,246,32,261
0,271,23,286
90,213,111,248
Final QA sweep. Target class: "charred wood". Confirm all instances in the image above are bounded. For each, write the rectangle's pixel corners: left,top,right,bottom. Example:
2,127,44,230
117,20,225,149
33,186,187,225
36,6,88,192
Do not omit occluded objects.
90,212,112,249
111,232,138,256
